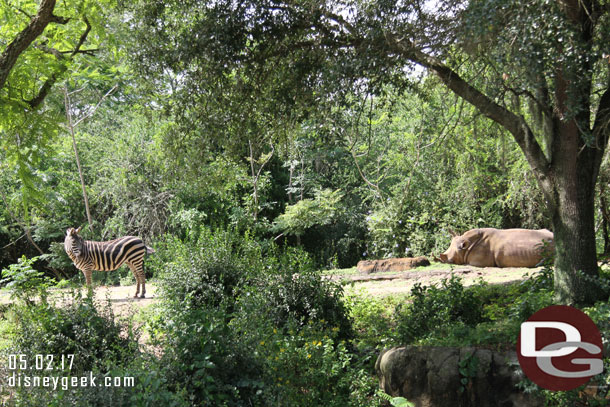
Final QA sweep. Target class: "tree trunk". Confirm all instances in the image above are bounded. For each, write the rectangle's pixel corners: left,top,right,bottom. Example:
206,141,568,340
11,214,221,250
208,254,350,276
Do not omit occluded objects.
600,183,610,255
551,174,604,304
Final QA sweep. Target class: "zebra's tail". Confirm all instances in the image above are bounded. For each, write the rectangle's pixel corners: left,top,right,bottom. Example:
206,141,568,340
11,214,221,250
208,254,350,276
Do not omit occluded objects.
146,246,155,254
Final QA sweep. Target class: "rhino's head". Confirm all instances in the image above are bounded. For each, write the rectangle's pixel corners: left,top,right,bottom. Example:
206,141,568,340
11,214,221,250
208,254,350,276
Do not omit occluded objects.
439,230,479,265
439,236,467,264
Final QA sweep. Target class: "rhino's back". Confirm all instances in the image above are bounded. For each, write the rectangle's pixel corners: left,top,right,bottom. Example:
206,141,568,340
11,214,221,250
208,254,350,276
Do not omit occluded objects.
487,228,554,267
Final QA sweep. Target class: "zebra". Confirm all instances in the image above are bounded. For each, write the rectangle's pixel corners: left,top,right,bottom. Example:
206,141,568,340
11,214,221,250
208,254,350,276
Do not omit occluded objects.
64,227,155,298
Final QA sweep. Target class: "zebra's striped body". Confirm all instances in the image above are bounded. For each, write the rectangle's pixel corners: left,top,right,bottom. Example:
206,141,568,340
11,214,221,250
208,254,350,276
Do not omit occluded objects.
64,227,154,298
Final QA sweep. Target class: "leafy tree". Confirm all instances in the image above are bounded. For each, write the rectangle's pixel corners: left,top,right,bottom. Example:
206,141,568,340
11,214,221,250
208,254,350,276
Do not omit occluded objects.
0,0,121,273
128,0,610,304
273,188,343,241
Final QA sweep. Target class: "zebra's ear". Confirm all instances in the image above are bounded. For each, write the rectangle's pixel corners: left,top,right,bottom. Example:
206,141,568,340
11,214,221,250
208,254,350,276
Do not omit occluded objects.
75,226,82,234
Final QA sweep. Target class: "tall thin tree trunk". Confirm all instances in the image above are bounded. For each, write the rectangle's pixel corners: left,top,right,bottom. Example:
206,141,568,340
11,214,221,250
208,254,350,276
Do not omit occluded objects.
248,140,259,220
64,85,93,232
600,180,610,255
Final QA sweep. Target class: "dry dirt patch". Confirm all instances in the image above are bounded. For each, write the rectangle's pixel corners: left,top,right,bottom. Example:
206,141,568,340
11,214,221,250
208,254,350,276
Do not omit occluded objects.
0,284,159,318
91,284,159,318
337,265,541,297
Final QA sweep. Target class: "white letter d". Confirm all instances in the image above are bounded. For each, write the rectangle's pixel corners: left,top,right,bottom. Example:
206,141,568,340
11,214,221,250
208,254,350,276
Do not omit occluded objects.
521,321,580,357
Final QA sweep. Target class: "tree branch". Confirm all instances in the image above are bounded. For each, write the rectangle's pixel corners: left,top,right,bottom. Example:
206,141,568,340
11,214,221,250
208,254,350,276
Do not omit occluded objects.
591,85,610,184
385,34,553,186
73,83,118,127
0,0,69,91
70,16,91,58
0,187,65,279
27,16,93,109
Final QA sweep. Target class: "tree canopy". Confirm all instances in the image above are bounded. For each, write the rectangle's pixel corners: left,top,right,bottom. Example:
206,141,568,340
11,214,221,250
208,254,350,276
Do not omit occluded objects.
126,0,610,304
1,0,610,305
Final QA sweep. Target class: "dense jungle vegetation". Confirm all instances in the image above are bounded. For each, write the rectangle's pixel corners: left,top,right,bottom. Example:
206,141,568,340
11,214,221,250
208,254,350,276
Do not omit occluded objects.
2,0,610,406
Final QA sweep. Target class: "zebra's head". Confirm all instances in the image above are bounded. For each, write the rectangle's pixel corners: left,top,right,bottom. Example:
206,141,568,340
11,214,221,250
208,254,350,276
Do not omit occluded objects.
64,227,84,258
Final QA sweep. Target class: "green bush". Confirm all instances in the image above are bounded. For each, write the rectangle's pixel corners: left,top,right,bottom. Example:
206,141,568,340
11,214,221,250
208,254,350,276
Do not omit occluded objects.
148,228,372,406
345,290,397,350
149,303,261,406
254,320,380,407
241,246,353,339
9,297,138,375
395,275,484,343
392,268,556,347
152,228,265,309
0,256,53,305
2,289,147,406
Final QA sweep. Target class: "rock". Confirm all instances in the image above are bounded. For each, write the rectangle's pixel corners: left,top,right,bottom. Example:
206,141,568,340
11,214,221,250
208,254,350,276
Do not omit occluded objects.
376,346,543,407
357,257,431,273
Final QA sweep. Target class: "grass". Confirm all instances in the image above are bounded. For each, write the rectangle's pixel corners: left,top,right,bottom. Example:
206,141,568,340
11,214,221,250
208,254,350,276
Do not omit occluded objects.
322,267,359,276
0,304,14,353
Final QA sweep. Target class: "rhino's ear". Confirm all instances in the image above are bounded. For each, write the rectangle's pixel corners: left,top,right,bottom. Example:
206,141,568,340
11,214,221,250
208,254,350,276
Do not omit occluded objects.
448,228,459,237
458,240,470,250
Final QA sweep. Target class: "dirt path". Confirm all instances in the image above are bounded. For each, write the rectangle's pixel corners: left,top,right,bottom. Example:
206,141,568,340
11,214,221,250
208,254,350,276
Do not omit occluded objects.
334,265,541,297
92,284,159,318
0,284,160,318
0,265,540,314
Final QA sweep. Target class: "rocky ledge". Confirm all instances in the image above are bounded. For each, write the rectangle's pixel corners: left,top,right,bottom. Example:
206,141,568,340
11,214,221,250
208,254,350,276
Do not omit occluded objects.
375,346,543,407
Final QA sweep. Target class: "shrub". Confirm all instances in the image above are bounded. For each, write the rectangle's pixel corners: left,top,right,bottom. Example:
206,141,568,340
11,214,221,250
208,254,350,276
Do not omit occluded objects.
153,228,265,309
241,246,353,339
149,228,364,406
3,291,144,406
254,320,381,407
0,256,53,305
149,303,262,406
9,297,138,375
344,290,397,350
395,275,484,343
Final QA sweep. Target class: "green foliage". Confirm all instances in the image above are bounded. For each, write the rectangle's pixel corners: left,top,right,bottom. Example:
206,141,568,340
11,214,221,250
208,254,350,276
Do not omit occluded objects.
2,293,191,406
0,256,52,304
395,275,484,343
149,303,255,405
345,290,397,350
146,228,377,406
378,391,415,407
240,246,353,339
253,321,375,407
9,296,137,375
273,188,343,237
152,228,264,309
393,269,556,348
458,352,479,394
0,0,123,227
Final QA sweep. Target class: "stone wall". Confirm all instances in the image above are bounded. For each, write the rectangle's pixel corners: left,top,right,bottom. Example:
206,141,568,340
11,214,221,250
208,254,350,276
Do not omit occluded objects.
375,346,543,407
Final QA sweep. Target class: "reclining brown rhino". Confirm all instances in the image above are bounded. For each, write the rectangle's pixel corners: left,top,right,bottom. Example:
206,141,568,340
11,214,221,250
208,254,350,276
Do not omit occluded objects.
438,228,554,267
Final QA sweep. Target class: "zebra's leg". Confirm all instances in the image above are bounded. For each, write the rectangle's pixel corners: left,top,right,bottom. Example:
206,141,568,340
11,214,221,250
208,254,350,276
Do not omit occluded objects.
133,260,146,298
82,269,93,297
139,263,146,298
127,264,140,298
140,270,146,298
